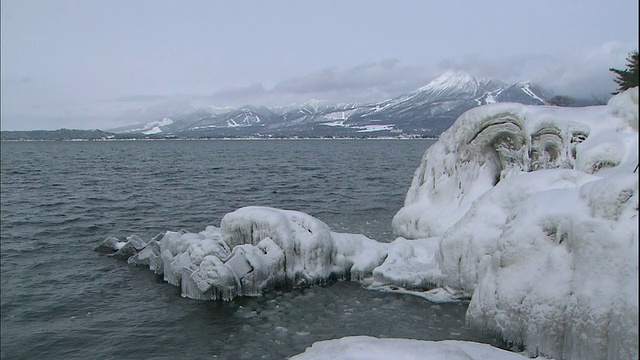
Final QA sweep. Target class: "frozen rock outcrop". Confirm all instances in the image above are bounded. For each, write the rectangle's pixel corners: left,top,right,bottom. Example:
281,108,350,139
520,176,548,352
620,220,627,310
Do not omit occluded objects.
392,90,635,239
392,88,638,359
466,174,638,360
99,206,390,301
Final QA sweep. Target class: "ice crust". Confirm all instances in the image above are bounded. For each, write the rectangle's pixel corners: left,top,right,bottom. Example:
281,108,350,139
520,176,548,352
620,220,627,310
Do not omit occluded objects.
98,88,638,360
289,336,547,360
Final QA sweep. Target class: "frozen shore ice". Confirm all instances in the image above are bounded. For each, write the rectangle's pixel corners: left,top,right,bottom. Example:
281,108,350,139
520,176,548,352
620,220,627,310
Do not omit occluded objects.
289,336,549,360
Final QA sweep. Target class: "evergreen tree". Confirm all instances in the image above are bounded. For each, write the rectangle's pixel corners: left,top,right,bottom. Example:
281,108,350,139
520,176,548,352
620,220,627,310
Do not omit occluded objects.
609,50,638,94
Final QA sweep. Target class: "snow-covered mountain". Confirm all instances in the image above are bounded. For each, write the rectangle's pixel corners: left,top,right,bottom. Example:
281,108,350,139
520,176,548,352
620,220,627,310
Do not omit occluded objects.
110,71,553,137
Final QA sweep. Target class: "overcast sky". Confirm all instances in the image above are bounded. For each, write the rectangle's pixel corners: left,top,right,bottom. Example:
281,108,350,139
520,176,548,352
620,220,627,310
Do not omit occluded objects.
1,0,638,130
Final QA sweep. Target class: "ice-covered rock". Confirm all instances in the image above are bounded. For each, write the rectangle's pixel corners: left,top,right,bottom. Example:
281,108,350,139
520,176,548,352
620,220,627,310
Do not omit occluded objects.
127,239,161,268
437,169,598,292
109,207,391,301
94,236,124,254
111,234,147,260
393,89,636,239
371,237,443,289
467,174,638,360
392,87,638,359
95,234,147,259
330,231,388,281
220,206,337,286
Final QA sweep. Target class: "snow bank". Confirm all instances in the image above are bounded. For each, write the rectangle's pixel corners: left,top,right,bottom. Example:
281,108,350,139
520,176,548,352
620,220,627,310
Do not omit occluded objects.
289,336,548,360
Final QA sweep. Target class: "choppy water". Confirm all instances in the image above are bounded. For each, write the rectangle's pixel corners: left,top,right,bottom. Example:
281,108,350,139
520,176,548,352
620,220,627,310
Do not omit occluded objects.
1,139,505,359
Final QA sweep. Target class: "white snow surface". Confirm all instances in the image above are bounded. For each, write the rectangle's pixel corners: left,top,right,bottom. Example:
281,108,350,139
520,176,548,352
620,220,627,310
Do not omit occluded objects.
140,118,173,134
142,126,162,135
355,124,395,133
290,336,548,360
106,88,638,360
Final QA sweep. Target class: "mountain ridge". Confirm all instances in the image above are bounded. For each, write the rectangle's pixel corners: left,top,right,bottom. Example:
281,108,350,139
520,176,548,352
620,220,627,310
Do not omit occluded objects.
4,71,597,139
111,70,558,138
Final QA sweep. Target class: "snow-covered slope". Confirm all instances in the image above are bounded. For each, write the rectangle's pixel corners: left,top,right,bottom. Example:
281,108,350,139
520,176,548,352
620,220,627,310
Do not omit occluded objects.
109,117,175,135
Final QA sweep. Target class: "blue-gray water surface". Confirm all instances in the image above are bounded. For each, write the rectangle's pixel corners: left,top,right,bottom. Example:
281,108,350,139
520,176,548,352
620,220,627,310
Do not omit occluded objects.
1,139,504,359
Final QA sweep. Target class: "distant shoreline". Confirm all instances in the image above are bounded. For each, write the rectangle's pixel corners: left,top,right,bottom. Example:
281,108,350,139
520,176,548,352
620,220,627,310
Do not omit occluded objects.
1,136,439,142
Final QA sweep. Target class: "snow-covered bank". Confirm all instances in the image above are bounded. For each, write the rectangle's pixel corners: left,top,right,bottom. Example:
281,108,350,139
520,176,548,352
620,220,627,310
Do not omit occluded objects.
289,336,548,360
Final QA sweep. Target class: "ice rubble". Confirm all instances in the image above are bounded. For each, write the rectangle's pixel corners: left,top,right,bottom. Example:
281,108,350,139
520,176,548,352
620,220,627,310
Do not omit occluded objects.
97,88,638,360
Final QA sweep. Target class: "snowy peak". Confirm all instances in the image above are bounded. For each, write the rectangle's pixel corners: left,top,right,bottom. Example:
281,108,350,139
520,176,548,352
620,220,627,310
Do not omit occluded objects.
301,99,332,110
419,71,478,92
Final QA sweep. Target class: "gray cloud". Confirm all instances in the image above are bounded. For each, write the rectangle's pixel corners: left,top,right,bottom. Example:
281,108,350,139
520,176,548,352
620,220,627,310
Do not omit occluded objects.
434,42,636,98
2,76,35,85
205,83,269,106
274,60,434,98
528,41,635,98
436,54,537,82
107,95,169,103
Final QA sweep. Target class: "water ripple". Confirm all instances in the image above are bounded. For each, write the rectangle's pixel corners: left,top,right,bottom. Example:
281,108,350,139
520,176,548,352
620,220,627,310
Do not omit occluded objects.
0,139,510,360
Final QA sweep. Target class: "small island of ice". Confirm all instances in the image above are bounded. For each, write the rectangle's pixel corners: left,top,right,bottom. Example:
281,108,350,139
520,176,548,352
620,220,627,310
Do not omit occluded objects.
97,88,638,360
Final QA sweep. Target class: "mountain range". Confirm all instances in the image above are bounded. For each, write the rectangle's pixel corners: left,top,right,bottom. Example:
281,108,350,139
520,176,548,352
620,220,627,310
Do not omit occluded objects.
3,71,592,140
110,71,559,138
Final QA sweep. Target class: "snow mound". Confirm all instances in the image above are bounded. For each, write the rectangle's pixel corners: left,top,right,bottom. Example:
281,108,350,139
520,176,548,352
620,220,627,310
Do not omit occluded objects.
290,336,547,360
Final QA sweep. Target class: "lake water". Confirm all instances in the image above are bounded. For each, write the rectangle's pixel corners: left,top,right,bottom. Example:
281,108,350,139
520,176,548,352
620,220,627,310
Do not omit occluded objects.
1,139,506,359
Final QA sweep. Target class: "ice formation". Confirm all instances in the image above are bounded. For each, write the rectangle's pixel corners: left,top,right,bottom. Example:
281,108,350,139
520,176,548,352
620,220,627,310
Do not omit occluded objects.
98,206,390,301
391,87,638,359
289,336,547,360
392,92,635,238
97,88,638,360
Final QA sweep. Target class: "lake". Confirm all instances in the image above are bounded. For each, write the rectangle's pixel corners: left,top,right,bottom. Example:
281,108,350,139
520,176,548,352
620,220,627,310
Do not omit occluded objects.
1,139,506,359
